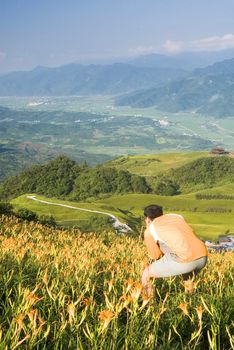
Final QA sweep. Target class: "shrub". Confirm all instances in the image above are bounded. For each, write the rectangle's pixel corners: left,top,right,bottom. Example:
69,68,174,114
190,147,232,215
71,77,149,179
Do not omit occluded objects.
39,215,57,227
75,215,114,233
15,208,38,221
0,202,13,215
154,179,180,196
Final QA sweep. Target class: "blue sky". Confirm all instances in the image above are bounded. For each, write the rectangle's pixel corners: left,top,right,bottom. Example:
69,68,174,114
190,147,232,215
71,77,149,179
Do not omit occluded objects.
1,0,234,73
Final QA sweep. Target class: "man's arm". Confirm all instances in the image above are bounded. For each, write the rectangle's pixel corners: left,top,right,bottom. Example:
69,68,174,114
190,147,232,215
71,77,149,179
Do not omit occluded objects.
144,228,163,260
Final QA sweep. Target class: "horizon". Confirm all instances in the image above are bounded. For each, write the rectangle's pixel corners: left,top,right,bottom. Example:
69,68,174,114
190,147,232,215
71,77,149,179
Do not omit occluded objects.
1,48,234,76
1,0,234,74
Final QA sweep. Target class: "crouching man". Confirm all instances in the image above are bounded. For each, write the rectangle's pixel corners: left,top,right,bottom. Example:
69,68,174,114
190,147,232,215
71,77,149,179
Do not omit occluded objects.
142,205,208,293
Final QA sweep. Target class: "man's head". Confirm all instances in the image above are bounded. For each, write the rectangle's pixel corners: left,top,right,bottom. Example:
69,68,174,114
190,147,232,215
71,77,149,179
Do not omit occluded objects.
144,205,163,226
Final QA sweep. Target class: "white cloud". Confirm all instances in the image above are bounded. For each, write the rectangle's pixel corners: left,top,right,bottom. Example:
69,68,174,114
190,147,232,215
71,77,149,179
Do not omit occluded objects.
162,34,234,53
162,40,185,54
128,33,234,57
189,34,234,51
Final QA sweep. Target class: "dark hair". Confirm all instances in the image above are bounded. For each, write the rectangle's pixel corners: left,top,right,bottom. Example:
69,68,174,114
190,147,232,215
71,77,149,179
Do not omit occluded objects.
144,205,163,220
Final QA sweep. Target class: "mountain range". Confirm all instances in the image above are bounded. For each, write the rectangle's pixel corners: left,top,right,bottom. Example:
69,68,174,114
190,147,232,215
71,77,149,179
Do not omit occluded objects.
0,63,186,96
116,58,234,117
0,52,234,116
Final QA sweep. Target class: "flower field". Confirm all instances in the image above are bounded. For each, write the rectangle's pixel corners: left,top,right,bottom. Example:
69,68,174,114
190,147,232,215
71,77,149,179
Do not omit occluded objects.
0,215,233,349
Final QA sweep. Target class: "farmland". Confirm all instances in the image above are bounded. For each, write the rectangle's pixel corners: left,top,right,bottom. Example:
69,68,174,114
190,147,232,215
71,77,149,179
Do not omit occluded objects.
0,96,234,182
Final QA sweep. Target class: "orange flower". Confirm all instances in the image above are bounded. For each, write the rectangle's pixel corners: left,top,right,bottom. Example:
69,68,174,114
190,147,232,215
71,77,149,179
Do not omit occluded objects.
82,297,92,308
27,309,38,329
99,310,115,329
118,295,133,309
15,313,25,330
27,292,42,307
107,279,114,292
67,303,75,323
140,293,151,309
125,279,134,293
130,283,143,301
195,305,204,323
178,303,189,317
183,279,196,294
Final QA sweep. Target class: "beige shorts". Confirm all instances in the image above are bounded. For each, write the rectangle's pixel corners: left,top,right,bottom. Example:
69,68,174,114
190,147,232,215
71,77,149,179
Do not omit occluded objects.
150,255,208,280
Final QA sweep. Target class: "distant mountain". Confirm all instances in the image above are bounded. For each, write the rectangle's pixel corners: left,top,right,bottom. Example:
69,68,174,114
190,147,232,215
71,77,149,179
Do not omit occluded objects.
128,54,189,70
128,49,234,70
116,58,234,116
0,63,186,96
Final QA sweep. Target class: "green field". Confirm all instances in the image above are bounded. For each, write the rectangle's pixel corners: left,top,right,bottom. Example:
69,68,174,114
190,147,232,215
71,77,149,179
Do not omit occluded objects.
1,96,234,158
105,151,211,176
11,187,234,240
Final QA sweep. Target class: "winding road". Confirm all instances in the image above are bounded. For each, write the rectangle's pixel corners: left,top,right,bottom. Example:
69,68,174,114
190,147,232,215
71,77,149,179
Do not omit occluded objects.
27,195,132,232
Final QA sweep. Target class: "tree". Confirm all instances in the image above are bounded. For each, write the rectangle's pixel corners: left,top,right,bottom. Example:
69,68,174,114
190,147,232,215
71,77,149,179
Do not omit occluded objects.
155,179,180,196
131,175,150,193
16,208,38,221
0,202,13,215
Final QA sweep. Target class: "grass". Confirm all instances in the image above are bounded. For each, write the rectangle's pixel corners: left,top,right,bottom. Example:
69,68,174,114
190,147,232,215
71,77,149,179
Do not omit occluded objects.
104,151,211,176
11,187,234,240
0,214,233,349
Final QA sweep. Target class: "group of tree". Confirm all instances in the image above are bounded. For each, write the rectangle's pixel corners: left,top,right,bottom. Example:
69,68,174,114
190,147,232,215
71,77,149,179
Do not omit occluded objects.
196,193,234,200
0,155,233,202
0,156,150,201
156,156,234,193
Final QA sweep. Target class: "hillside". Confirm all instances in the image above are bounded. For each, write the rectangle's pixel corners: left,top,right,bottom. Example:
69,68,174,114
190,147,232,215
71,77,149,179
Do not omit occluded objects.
0,214,233,348
0,153,233,203
0,63,186,96
116,58,234,117
0,155,149,201
104,152,211,176
0,141,110,183
105,153,234,194
161,156,234,193
11,188,234,239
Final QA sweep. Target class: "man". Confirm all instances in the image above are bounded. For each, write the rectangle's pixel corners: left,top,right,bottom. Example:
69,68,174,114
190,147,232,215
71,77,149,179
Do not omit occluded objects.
142,204,208,291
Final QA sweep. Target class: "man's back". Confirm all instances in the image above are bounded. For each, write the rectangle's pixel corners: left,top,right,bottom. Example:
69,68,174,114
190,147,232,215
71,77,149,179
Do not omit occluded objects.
150,214,208,262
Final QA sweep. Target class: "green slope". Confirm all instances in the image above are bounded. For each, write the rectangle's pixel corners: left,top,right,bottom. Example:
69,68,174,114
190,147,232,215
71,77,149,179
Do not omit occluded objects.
11,188,234,240
104,151,210,176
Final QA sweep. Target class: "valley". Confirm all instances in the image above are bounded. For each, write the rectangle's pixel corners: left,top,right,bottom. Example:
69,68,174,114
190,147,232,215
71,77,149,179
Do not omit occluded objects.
0,95,233,182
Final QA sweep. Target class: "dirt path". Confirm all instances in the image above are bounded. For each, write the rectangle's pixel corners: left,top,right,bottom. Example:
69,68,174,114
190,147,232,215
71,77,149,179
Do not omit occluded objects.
27,195,132,232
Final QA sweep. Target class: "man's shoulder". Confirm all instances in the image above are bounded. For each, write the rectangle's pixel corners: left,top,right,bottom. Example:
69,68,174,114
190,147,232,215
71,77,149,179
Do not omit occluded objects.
154,214,187,229
164,213,184,219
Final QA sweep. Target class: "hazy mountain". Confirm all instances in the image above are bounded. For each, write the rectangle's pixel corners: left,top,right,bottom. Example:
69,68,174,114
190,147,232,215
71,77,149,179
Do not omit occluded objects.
128,54,189,70
0,63,186,96
128,49,234,70
116,58,234,117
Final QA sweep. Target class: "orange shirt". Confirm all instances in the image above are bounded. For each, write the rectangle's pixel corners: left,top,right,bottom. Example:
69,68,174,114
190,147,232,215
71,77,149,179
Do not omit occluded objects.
146,214,207,262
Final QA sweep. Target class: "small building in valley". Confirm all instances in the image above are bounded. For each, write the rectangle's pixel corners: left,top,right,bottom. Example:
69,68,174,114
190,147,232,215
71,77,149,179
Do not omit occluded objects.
210,147,229,155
